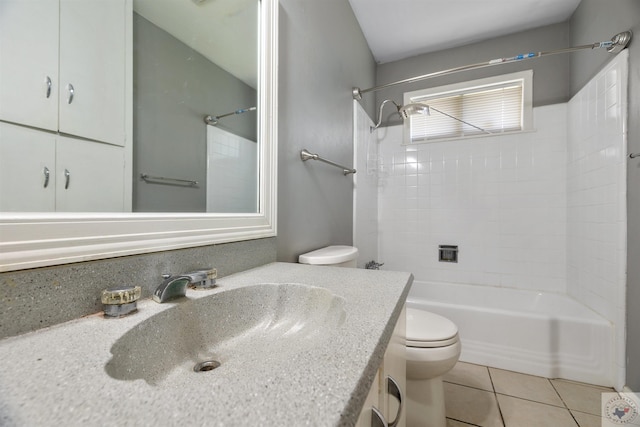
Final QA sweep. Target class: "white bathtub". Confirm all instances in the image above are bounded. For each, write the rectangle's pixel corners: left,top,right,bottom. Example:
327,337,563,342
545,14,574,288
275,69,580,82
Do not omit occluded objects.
408,281,614,387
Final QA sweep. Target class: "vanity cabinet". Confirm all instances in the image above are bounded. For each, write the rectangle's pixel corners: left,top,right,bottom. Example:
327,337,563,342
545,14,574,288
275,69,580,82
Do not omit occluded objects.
0,122,125,212
0,0,127,147
357,306,407,427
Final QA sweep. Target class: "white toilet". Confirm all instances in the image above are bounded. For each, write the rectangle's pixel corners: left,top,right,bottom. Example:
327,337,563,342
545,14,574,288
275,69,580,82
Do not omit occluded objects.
405,307,461,427
298,246,461,427
298,245,359,267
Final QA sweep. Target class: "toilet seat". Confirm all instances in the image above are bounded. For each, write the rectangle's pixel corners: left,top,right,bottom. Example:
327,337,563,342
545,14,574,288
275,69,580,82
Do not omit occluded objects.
406,308,459,348
407,334,459,348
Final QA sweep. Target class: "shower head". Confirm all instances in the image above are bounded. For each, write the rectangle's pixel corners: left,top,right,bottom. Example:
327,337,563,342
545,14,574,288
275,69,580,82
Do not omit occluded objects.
399,103,430,119
371,100,491,136
370,100,430,132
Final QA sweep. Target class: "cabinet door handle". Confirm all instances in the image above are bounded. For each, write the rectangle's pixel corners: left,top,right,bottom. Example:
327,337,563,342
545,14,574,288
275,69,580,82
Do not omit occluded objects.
43,166,50,188
66,83,75,104
386,376,403,427
64,169,70,189
45,76,52,99
371,406,388,427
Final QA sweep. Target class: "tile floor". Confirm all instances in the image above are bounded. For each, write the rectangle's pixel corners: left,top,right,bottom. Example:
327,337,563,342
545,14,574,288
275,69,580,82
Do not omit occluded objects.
443,362,615,427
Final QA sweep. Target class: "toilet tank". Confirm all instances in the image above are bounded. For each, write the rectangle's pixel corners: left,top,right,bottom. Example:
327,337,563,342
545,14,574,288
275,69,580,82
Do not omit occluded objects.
298,245,359,268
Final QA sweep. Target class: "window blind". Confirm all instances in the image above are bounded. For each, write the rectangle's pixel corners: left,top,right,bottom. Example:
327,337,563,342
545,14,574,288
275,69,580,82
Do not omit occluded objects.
409,81,524,143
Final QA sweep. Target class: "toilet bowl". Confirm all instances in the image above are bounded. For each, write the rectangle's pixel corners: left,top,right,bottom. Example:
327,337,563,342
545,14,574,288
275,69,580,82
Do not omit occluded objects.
405,307,461,427
298,246,460,427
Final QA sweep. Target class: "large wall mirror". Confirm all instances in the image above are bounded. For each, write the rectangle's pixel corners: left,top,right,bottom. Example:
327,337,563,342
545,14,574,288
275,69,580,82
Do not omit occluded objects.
0,0,278,272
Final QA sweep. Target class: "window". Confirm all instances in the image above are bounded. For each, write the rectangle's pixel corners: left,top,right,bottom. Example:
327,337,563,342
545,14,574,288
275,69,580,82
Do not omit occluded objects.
403,70,533,144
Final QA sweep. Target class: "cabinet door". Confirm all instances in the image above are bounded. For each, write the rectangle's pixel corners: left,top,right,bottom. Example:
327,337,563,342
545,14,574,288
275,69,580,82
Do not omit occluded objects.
356,306,407,427
356,368,384,427
55,136,125,212
0,0,59,131
59,0,127,146
384,306,407,427
0,122,56,211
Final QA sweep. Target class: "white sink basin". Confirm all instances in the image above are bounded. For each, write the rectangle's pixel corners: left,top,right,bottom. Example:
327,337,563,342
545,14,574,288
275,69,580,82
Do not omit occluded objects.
105,283,346,386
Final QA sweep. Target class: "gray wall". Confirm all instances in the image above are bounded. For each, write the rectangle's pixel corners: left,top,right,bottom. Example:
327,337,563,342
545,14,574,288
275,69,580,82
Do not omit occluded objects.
276,0,376,262
133,14,257,212
569,0,640,392
375,23,571,127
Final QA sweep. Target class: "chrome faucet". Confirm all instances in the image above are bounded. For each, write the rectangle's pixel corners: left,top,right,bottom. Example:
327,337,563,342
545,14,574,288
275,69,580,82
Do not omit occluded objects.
152,268,217,303
152,275,191,303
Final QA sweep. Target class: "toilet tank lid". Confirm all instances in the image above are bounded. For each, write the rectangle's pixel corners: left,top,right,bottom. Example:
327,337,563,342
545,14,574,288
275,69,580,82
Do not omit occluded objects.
405,307,458,343
298,245,359,265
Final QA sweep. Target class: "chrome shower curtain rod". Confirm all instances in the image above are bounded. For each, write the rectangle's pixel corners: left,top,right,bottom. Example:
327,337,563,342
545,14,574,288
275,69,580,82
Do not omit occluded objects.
352,31,632,100
204,106,257,126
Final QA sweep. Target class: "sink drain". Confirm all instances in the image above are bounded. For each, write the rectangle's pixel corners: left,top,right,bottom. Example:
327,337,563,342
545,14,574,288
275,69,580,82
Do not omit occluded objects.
194,360,221,373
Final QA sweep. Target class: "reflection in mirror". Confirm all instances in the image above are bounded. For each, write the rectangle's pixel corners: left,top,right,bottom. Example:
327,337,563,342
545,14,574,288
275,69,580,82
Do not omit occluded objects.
0,0,277,272
133,0,259,213
0,0,260,214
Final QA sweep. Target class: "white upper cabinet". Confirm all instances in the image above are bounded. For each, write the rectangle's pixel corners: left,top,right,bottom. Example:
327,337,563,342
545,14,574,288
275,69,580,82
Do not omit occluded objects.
0,0,60,132
0,0,127,147
58,0,127,146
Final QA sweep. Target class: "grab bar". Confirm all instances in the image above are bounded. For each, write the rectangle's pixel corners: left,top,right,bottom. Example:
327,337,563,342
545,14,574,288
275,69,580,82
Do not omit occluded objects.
140,173,198,187
300,149,356,175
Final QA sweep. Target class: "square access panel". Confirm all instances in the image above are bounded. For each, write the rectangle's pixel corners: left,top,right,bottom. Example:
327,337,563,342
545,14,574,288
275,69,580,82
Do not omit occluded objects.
439,245,458,263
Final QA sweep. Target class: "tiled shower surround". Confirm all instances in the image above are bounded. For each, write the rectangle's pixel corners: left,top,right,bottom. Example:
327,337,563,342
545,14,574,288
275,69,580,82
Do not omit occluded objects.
567,51,628,388
377,104,568,292
372,52,628,387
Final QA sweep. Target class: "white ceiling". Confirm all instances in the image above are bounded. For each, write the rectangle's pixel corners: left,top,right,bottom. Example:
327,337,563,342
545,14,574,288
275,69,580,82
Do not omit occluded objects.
134,0,258,88
348,0,582,64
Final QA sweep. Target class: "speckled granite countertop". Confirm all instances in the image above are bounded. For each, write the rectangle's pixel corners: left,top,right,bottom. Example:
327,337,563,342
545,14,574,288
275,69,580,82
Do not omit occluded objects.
0,262,412,426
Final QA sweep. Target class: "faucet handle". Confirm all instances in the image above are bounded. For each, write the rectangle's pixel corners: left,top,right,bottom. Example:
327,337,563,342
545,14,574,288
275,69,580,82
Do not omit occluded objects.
101,285,142,317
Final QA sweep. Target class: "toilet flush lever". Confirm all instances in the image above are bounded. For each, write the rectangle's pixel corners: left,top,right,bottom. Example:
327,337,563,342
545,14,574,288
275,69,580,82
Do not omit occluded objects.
365,260,384,270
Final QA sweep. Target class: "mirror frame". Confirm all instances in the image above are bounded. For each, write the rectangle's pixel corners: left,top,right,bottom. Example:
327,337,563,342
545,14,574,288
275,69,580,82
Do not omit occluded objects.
0,0,278,272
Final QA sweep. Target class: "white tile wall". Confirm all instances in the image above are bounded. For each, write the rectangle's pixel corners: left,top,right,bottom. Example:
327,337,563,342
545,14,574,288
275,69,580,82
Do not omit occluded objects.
566,51,627,323
566,50,627,390
378,104,568,293
206,126,257,213
353,101,379,268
